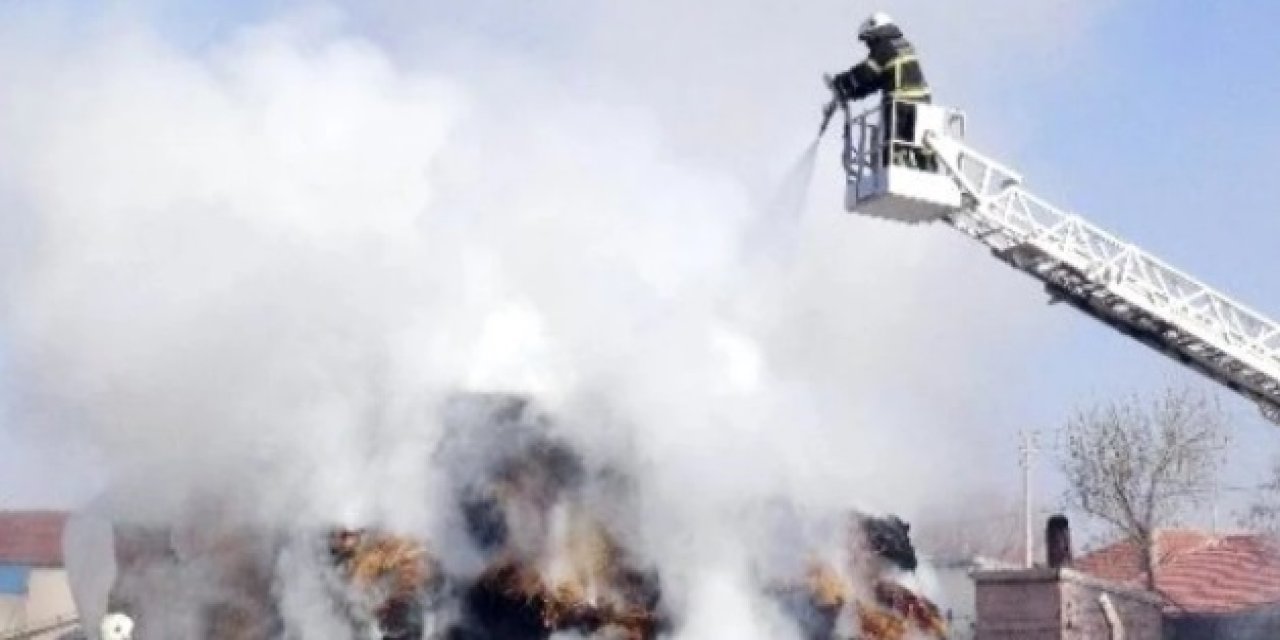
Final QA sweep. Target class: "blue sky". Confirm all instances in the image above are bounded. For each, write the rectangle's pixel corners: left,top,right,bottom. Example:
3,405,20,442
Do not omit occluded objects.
986,0,1280,522
1,0,1278,537
1022,0,1280,285
1008,2,1280,401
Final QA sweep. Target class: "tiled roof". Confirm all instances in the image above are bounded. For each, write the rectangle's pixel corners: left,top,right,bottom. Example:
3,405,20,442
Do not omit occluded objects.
1075,530,1280,615
0,511,68,567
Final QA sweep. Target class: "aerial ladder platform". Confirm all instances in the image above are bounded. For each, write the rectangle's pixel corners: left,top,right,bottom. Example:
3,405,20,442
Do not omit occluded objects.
837,101,1280,424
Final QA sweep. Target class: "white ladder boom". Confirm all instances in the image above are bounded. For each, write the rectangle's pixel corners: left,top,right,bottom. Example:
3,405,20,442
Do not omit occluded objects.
924,129,1280,424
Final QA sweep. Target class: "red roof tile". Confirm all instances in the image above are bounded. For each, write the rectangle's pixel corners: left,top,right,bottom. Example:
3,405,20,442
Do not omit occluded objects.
0,511,68,567
1075,529,1280,615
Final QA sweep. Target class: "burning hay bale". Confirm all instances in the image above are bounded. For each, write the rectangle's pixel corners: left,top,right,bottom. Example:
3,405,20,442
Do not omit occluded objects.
457,527,666,639
460,555,664,640
442,394,668,639
327,528,444,639
773,564,947,640
90,392,944,639
98,394,669,640
762,510,947,640
866,581,947,639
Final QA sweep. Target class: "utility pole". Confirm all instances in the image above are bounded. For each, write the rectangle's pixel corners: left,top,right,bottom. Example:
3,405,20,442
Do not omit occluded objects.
1019,430,1038,568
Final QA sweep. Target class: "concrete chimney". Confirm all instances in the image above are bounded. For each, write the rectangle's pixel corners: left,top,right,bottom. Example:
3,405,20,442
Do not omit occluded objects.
1046,514,1072,569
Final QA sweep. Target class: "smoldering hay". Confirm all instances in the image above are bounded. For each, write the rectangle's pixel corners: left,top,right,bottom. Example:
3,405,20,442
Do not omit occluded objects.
91,393,947,639
0,4,1067,639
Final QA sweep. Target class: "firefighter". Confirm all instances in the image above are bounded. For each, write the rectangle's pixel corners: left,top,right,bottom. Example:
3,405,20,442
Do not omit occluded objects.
828,12,934,169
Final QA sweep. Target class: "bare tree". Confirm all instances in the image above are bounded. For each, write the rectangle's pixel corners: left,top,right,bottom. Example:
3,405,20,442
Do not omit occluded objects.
1059,386,1230,590
1241,458,1280,535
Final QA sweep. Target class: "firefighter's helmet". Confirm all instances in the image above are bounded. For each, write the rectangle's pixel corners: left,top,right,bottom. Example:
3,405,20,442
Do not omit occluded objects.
858,11,894,40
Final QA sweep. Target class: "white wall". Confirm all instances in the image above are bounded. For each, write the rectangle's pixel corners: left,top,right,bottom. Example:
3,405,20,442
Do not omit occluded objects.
925,561,979,640
0,593,28,634
17,569,78,640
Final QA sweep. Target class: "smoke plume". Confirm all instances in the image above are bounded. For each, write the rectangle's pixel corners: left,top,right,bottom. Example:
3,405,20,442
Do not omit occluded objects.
0,1,1116,636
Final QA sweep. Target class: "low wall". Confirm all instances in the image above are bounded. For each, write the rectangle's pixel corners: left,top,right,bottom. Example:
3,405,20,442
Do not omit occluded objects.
974,567,1163,640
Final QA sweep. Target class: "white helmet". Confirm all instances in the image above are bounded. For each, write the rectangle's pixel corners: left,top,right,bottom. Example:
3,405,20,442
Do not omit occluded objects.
100,613,134,640
858,11,895,39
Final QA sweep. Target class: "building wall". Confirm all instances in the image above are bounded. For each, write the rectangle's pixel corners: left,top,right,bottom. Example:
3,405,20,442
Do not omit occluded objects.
974,570,1062,640
1,593,27,633
1169,609,1280,640
975,568,1162,640
26,568,78,638
0,569,80,640
1059,575,1162,640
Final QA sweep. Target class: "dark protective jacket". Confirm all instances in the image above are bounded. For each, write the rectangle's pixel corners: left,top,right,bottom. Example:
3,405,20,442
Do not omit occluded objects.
831,24,930,103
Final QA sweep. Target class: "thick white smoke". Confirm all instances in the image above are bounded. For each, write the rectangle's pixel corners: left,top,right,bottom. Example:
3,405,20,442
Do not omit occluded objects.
0,1,1117,636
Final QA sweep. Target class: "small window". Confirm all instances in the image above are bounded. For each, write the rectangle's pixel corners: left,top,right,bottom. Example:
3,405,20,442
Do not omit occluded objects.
0,563,31,595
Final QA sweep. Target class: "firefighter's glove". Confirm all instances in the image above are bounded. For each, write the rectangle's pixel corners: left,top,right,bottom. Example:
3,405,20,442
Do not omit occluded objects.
823,73,840,99
825,73,851,102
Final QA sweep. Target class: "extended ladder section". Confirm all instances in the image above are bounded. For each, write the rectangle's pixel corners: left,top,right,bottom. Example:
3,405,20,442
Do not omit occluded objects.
841,101,1280,424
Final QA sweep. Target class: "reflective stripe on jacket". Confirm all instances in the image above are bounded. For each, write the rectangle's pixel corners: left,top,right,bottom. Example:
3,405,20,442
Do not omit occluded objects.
832,25,930,102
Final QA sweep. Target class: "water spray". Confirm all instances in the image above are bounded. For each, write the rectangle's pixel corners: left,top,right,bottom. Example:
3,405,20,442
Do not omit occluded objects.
740,74,848,265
